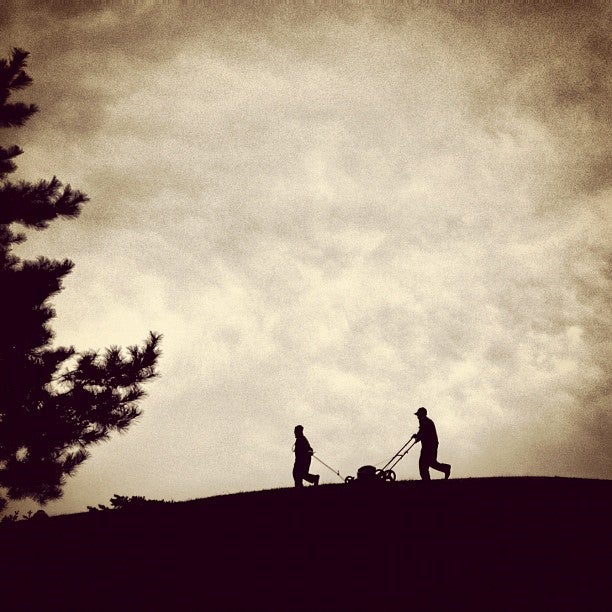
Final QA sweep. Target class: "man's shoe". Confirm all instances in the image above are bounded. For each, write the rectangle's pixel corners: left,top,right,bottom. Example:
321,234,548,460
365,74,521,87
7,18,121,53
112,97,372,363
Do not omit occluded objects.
313,475,320,486
444,466,451,480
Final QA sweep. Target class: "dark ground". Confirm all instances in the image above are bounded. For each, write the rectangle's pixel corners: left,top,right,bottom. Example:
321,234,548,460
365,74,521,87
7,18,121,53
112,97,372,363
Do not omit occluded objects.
1,477,610,610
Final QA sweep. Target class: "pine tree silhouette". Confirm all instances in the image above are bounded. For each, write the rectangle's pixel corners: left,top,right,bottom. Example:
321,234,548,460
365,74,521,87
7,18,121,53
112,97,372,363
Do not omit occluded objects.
0,48,162,510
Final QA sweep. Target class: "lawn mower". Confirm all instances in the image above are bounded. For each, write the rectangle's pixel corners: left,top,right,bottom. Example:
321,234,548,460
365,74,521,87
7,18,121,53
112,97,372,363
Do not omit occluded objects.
313,438,417,484
344,438,417,483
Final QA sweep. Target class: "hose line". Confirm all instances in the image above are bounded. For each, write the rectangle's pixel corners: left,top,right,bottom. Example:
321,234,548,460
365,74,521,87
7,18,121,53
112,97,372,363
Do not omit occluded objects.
312,454,345,482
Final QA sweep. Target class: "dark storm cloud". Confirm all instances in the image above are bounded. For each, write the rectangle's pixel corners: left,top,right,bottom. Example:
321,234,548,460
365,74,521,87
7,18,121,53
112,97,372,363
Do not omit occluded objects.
3,0,197,138
455,0,611,199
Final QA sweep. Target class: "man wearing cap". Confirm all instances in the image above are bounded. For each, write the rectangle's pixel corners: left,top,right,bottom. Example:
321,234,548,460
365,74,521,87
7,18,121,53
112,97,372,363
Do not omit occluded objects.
411,407,451,480
293,425,320,487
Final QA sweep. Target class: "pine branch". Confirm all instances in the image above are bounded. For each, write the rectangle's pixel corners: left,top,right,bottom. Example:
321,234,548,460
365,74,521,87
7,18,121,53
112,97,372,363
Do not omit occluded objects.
0,102,38,127
0,177,89,227
0,225,25,252
0,144,22,177
0,48,35,108
60,449,89,475
7,48,30,77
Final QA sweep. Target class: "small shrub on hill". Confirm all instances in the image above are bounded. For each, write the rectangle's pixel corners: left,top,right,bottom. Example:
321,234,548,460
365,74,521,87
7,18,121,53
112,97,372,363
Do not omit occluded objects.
87,493,170,512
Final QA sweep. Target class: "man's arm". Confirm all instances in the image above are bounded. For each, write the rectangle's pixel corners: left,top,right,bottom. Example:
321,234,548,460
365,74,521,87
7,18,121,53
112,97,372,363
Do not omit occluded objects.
297,436,314,455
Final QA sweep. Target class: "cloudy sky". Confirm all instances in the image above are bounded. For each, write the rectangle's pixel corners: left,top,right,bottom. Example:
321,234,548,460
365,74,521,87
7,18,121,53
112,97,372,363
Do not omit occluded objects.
2,0,610,515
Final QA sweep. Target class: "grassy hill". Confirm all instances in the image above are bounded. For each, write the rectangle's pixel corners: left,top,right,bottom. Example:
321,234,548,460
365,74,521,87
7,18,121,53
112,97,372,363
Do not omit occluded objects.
2,477,610,610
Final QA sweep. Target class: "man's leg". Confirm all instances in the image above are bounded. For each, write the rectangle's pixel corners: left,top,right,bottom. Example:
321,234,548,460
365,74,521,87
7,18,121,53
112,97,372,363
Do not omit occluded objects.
302,456,319,485
419,453,431,480
429,447,451,479
292,464,303,487
430,460,451,478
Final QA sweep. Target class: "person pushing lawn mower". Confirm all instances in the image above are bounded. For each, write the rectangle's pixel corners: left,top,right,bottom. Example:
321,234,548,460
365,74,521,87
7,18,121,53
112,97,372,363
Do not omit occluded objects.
411,407,451,480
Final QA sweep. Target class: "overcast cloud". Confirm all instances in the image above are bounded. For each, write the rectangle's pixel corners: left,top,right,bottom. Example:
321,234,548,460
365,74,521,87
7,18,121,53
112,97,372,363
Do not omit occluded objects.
2,0,610,514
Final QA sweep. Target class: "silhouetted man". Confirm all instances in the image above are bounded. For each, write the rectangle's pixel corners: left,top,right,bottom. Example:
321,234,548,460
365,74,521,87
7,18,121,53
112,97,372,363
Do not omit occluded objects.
411,407,451,480
293,425,320,487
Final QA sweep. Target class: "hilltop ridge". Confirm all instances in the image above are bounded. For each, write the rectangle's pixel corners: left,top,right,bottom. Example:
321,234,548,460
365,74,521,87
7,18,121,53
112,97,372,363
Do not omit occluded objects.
2,477,610,610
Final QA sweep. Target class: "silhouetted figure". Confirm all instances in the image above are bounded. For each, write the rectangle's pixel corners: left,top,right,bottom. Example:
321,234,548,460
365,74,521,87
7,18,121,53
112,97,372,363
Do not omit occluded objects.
411,407,451,480
293,425,320,487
